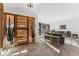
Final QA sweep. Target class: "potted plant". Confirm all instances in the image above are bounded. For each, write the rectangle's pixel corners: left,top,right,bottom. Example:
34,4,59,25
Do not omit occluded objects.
7,18,14,46
32,27,35,43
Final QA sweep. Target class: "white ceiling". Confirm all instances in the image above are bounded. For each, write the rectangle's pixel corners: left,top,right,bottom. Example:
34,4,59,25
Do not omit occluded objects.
32,3,79,23
3,3,79,23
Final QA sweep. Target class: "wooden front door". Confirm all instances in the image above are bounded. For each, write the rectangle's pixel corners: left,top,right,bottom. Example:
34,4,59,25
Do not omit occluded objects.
14,15,28,46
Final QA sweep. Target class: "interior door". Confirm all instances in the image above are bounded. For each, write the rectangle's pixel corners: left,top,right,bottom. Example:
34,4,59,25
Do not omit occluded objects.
15,15,28,46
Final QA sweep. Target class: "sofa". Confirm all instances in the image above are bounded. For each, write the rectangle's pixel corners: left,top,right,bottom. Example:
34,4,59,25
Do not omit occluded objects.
45,32,65,45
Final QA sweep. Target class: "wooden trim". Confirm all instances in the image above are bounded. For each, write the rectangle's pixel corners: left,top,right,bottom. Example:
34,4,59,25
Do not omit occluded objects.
27,17,29,43
14,15,17,47
4,12,28,17
4,12,35,18
3,13,6,48
0,3,4,48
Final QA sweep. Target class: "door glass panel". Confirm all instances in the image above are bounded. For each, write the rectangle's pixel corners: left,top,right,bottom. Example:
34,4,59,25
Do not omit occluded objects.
5,14,14,48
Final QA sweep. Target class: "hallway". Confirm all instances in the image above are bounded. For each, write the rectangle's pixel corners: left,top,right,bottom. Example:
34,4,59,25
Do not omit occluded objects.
1,39,58,56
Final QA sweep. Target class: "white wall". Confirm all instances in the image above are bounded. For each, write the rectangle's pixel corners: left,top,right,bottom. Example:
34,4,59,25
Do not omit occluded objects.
50,19,79,35
3,3,39,40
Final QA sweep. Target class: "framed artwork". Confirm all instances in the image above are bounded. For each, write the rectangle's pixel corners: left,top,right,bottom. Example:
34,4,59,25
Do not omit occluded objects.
60,24,67,29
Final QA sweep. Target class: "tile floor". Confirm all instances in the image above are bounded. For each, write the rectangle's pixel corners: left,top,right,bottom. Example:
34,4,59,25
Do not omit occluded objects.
0,38,59,56
45,37,79,56
1,37,79,56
